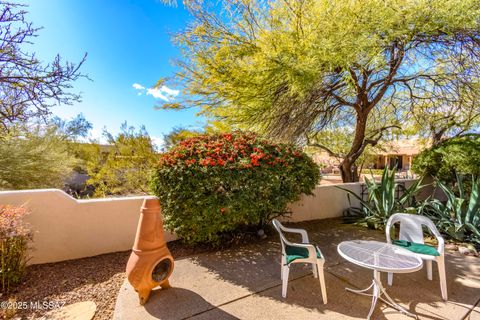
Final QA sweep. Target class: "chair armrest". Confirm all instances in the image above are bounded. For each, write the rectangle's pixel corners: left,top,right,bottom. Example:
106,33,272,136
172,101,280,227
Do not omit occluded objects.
316,245,325,260
279,226,309,243
424,218,445,255
385,219,393,244
436,234,445,255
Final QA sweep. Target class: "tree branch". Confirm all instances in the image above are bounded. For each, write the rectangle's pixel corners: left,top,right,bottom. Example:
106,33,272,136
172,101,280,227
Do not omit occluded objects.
306,135,341,158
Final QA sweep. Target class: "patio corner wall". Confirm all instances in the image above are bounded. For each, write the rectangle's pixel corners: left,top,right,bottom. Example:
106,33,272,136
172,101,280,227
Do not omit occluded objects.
287,183,362,222
0,189,176,265
0,179,430,264
287,178,434,222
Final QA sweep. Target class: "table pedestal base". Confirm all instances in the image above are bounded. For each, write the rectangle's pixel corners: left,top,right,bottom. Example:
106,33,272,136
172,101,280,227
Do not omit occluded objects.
346,276,417,320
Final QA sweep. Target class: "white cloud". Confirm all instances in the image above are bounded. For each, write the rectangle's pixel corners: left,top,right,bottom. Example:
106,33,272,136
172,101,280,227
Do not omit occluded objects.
133,82,180,102
146,85,180,102
132,83,145,90
146,88,171,101
160,85,180,96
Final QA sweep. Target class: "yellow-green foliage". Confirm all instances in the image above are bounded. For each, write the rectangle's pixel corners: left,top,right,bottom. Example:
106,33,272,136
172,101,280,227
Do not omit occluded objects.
162,0,480,182
85,123,158,197
166,0,480,119
0,126,78,190
162,127,202,150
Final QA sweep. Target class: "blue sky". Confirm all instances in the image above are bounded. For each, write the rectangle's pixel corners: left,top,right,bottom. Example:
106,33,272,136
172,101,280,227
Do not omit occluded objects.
25,0,204,146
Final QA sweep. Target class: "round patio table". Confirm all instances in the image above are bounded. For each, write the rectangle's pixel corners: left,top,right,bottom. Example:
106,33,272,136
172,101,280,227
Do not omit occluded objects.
337,240,423,320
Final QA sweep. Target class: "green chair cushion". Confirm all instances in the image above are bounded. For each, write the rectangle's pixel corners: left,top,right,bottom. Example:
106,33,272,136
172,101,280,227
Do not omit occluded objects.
393,239,440,256
285,245,322,264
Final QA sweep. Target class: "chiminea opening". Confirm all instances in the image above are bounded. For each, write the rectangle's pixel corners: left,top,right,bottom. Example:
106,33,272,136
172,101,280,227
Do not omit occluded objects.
152,258,172,282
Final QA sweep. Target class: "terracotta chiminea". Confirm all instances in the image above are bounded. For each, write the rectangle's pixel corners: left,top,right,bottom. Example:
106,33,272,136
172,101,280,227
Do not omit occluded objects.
126,197,174,305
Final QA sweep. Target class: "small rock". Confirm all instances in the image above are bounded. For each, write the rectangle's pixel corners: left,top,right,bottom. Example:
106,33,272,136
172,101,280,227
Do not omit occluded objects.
466,244,478,253
44,301,96,320
458,246,473,255
257,229,267,239
445,243,458,251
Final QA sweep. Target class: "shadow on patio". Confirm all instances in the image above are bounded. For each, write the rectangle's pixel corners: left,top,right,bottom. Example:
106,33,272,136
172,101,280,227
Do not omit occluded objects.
114,218,480,320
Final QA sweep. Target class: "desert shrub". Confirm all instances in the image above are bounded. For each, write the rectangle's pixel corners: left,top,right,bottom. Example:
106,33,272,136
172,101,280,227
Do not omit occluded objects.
85,123,158,197
0,205,32,293
422,175,480,244
150,132,320,244
412,135,480,182
0,126,78,190
361,169,386,176
339,167,423,229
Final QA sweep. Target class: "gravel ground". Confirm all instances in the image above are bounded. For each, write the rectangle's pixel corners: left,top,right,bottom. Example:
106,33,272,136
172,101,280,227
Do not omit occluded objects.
0,240,215,320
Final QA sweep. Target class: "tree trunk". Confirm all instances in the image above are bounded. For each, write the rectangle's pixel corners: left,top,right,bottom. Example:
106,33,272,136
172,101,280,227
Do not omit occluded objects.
432,129,446,147
339,160,359,183
339,111,368,183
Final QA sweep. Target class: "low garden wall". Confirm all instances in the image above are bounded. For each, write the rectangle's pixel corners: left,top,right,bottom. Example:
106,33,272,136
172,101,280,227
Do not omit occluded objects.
0,189,176,264
287,182,362,221
287,178,435,222
0,179,431,264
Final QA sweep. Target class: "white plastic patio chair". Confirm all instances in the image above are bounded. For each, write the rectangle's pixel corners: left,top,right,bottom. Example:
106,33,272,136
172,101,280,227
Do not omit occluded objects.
272,219,327,304
386,213,447,300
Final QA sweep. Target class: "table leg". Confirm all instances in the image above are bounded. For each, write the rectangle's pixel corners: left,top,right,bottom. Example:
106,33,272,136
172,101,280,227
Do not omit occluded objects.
345,280,374,295
378,283,418,319
345,271,418,320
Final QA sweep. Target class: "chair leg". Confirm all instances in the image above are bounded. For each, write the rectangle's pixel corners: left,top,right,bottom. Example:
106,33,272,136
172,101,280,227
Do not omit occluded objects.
317,261,327,304
426,260,433,280
437,256,448,301
387,272,393,286
282,264,290,298
312,262,318,278
280,260,284,280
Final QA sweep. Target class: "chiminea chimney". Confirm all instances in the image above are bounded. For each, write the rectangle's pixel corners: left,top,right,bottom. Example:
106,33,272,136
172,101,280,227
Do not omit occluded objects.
126,197,174,305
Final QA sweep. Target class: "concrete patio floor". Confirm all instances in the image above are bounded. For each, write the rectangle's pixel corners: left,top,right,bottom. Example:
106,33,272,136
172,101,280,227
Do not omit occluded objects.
114,218,480,320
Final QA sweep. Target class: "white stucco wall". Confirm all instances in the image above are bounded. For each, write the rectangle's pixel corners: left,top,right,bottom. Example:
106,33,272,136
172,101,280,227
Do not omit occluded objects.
287,182,362,222
0,179,428,265
0,189,176,265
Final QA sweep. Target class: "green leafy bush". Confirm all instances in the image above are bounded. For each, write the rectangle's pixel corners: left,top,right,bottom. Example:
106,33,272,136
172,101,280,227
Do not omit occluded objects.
85,123,158,197
339,167,423,229
150,132,320,244
0,205,32,293
412,135,480,181
0,126,78,190
361,169,387,176
423,175,480,244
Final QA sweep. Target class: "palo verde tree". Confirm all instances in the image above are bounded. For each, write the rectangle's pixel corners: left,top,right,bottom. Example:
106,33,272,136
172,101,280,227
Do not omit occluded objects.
0,114,92,190
0,2,86,132
86,123,158,197
407,80,480,146
160,0,480,182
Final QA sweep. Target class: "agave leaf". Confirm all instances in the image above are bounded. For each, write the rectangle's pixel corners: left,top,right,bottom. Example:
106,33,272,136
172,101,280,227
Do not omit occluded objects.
340,167,423,230
465,222,480,236
466,177,480,223
398,178,426,206
436,180,458,214
446,225,464,241
456,172,465,200
336,186,372,213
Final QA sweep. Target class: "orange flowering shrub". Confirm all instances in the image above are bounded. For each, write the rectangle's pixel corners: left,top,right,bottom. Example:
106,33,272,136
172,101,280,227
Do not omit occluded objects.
0,205,32,293
151,132,320,244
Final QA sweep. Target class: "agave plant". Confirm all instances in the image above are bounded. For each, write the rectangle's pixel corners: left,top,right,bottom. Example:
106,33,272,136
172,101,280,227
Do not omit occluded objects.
423,175,480,244
339,167,424,229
